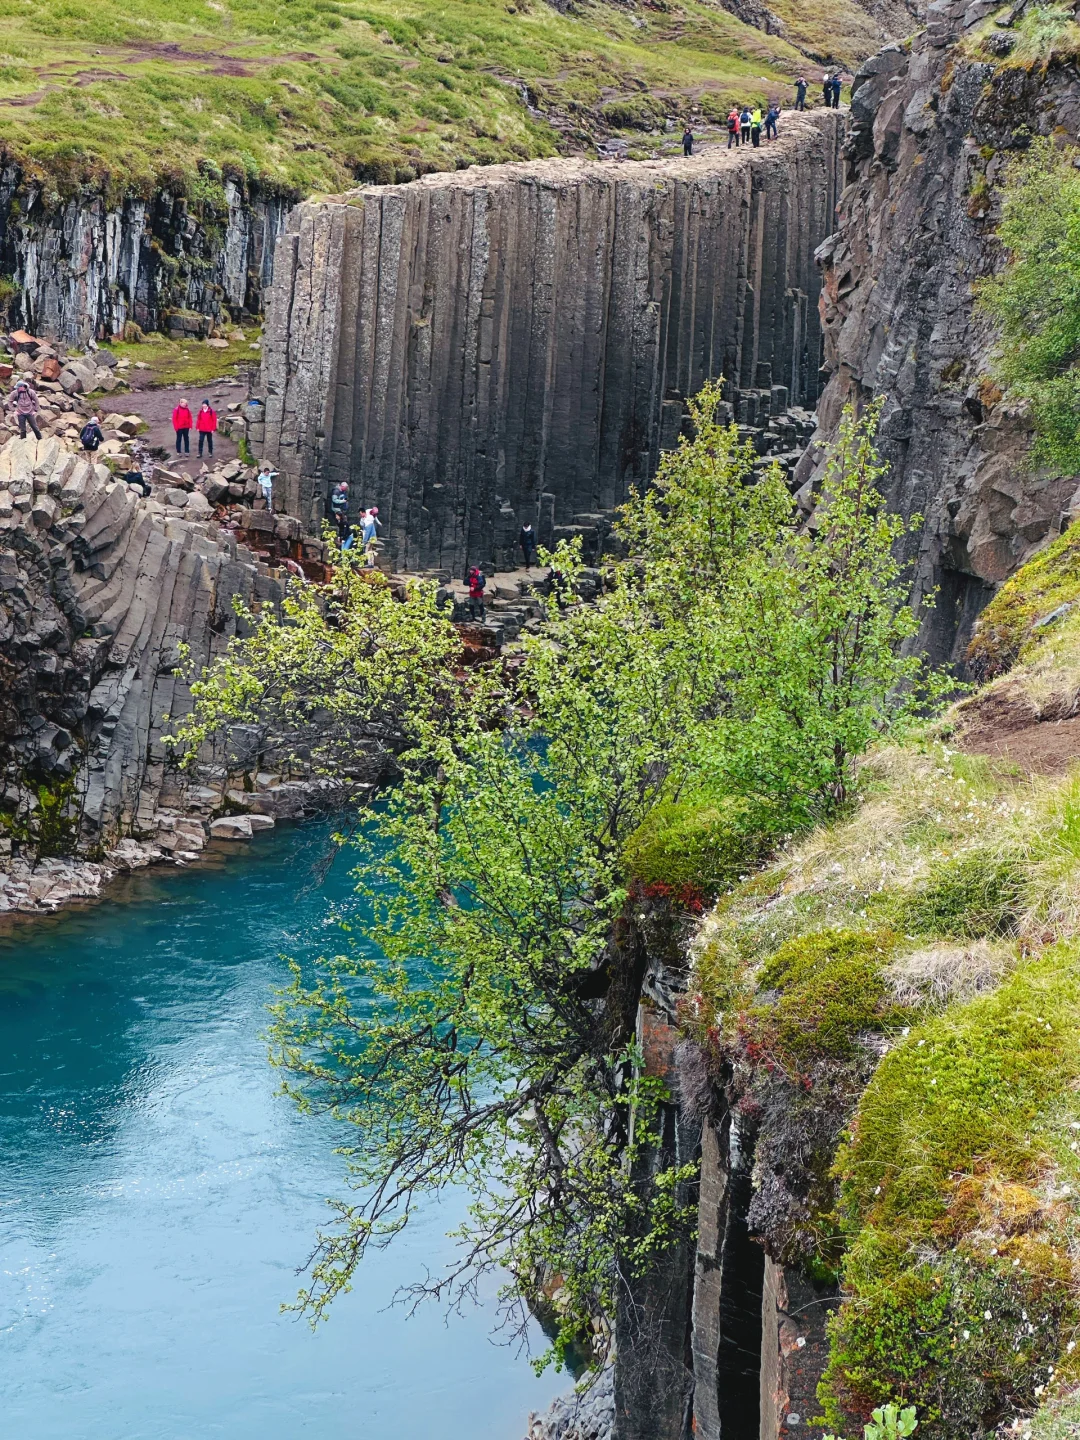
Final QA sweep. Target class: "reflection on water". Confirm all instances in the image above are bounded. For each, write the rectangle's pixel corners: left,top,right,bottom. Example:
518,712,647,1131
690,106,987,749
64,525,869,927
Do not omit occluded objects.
0,821,561,1439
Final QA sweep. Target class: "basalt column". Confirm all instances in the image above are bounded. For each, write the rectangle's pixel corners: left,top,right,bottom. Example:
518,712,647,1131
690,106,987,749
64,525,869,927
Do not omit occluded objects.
261,112,844,573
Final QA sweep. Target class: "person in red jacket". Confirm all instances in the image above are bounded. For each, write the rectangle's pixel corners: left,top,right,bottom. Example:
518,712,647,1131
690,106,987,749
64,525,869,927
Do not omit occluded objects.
171,398,192,454
195,399,218,458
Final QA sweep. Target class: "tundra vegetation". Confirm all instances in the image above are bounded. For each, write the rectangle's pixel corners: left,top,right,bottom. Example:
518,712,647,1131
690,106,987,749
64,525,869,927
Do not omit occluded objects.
979,137,1080,474
0,0,886,197
175,387,944,1373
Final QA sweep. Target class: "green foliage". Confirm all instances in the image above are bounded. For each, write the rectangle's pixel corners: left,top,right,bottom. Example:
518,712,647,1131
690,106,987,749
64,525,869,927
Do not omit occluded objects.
966,522,1080,680
978,139,1080,474
621,389,955,818
744,928,906,1070
823,1248,1071,1435
823,1399,918,1440
820,946,1080,1436
898,848,1026,938
179,381,951,1363
622,792,776,901
0,0,839,195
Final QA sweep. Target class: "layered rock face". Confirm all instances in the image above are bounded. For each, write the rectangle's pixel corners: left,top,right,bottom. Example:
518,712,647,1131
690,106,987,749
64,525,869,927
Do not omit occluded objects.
260,112,844,574
0,169,290,344
0,435,290,892
807,3,1080,665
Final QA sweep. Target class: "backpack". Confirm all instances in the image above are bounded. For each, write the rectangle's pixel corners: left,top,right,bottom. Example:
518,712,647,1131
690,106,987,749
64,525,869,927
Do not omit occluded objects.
728,114,737,132
80,421,99,448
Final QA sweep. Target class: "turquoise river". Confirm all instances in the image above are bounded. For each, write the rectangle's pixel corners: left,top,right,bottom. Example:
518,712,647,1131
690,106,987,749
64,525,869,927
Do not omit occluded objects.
0,819,563,1438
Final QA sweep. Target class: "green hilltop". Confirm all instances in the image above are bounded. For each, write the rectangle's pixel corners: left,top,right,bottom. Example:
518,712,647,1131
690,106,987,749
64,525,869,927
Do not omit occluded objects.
0,0,885,198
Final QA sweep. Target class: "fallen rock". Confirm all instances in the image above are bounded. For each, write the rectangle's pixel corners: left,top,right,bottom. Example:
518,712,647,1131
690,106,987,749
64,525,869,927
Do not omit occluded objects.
210,815,253,840
39,358,60,381
247,814,275,831
205,337,230,350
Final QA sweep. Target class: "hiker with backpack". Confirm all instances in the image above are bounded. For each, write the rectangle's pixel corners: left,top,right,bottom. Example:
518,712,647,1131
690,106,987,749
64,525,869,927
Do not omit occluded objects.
196,399,217,458
740,107,752,145
727,106,741,148
467,565,487,622
9,378,42,441
766,102,780,140
172,398,192,454
80,415,104,453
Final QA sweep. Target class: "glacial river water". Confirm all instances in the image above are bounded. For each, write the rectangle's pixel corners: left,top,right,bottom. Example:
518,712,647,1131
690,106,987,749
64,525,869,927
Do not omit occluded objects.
0,819,563,1439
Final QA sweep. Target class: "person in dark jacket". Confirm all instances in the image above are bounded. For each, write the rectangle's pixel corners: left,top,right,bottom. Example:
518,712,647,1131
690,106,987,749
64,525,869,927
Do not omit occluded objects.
831,74,843,107
682,126,694,156
196,400,217,458
80,415,104,453
9,378,42,441
765,103,780,140
519,521,538,569
329,480,349,541
822,72,832,107
794,76,807,110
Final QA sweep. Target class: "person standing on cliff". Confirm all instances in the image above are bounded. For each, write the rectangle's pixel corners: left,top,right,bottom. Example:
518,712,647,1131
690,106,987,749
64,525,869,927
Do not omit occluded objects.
519,521,537,570
9,378,42,441
467,565,487,623
360,505,382,564
766,102,780,140
256,464,276,510
196,399,217,459
172,398,192,455
822,72,832,107
740,106,752,144
330,480,349,541
727,106,741,148
831,73,844,107
750,107,763,146
682,125,694,156
794,76,807,110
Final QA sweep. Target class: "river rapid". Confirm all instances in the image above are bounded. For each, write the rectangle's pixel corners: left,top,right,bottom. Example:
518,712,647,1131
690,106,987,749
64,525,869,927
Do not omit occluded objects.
0,819,563,1438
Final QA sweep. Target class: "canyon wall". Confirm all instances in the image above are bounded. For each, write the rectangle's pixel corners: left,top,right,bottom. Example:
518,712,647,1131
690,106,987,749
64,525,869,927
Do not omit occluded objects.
806,0,1080,665
0,168,291,344
260,112,845,574
0,435,297,906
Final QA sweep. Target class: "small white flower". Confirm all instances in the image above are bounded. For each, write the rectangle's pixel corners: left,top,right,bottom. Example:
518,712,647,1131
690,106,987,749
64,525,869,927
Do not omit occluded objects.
1013,1258,1021,1267
930,1078,938,1086
796,1337,806,1349
985,1310,993,1320
902,1027,910,1036
963,1329,970,1339
1069,1341,1076,1354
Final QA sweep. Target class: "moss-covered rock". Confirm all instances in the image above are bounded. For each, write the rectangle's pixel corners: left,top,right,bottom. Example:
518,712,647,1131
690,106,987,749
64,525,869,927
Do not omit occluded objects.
623,793,775,908
967,524,1080,682
820,946,1080,1436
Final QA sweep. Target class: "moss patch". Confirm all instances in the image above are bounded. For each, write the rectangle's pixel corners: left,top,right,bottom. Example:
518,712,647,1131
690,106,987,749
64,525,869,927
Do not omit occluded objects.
819,947,1080,1436
967,524,1080,682
744,927,907,1072
623,792,775,907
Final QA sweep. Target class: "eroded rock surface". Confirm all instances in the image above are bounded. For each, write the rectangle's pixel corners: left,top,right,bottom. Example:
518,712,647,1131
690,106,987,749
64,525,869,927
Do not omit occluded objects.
807,2,1080,665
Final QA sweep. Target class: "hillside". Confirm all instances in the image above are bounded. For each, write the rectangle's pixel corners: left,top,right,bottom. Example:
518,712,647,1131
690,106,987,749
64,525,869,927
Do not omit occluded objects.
686,527,1080,1437
0,0,909,197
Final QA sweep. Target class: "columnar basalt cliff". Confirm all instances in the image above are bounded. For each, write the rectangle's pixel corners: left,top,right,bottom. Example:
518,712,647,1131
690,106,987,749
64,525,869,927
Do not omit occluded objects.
0,169,291,344
260,112,845,573
0,435,310,910
806,0,1080,666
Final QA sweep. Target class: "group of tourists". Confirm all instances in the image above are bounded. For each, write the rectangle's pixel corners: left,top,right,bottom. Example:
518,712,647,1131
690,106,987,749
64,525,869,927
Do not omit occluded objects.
329,480,383,561
171,399,220,458
725,103,781,149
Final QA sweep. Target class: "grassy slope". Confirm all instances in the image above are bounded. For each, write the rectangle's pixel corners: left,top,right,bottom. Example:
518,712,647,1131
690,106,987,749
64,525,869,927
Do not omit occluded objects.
0,0,872,196
683,541,1080,1436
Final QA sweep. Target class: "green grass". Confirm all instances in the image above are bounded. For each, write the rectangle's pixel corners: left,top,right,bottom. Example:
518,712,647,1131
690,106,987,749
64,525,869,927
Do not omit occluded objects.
0,0,872,195
108,330,260,387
